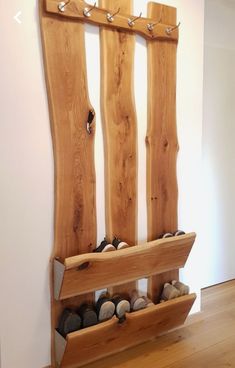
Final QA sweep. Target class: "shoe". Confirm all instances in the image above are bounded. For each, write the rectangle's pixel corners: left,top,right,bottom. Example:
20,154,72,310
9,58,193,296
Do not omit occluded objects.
142,296,154,307
112,295,130,319
130,291,147,311
58,308,82,337
173,230,186,236
93,238,116,252
172,280,189,296
160,283,180,302
160,232,174,239
112,237,129,250
96,294,115,322
78,304,98,328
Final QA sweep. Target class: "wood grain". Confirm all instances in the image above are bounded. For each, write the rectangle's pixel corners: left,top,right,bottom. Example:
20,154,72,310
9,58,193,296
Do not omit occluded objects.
166,336,235,368
39,1,96,366
146,2,179,303
84,281,235,368
40,1,96,261
99,0,137,296
55,233,196,299
56,294,196,368
44,0,179,41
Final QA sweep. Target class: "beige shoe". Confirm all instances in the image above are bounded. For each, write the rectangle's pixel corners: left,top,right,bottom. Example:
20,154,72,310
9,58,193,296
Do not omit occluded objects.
112,295,130,319
172,280,190,296
131,291,147,311
96,293,115,322
160,283,180,302
142,296,154,307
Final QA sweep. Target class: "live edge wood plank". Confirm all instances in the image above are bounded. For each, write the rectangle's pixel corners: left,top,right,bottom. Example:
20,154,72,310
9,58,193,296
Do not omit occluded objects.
146,2,179,303
56,294,196,368
44,0,179,41
39,1,96,366
55,233,196,300
99,0,137,296
40,0,96,260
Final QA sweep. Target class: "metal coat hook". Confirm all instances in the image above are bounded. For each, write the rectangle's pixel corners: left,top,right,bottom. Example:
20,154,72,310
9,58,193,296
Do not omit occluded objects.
58,0,71,12
83,2,97,17
165,21,181,35
128,12,142,28
147,7,163,32
106,7,120,23
147,18,161,32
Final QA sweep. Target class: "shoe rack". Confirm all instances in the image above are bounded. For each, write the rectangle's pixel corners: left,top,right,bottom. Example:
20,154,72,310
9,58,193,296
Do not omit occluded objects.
39,0,197,367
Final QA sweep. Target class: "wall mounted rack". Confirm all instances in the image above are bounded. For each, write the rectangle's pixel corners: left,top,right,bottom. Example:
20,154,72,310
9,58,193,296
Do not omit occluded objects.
39,0,196,367
44,0,179,40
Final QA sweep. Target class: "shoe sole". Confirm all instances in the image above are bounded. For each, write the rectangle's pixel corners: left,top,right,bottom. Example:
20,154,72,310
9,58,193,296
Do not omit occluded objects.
98,301,115,321
102,244,116,252
132,297,147,311
82,310,98,328
116,242,129,250
116,300,130,318
94,244,116,252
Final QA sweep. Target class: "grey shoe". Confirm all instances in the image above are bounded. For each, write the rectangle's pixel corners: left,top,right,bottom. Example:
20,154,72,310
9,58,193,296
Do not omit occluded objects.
130,291,147,311
96,295,115,322
58,308,82,337
112,295,130,319
78,304,98,328
160,283,180,302
172,280,189,296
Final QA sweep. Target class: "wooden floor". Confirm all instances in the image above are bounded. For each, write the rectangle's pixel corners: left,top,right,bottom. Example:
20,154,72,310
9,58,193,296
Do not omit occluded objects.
85,280,235,368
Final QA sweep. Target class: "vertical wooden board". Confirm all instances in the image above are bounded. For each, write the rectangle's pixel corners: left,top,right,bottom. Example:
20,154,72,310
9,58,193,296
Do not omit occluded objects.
99,0,137,296
146,2,179,303
39,1,97,365
40,1,96,261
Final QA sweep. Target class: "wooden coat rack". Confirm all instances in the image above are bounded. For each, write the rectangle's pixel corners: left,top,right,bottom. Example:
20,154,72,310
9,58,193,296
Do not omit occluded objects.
39,0,196,367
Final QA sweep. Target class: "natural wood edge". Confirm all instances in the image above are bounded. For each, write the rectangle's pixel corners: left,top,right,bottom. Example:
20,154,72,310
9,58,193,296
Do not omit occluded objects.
54,233,196,300
55,294,196,367
44,0,179,41
146,1,179,303
67,316,118,341
64,233,196,269
127,293,196,321
99,0,137,297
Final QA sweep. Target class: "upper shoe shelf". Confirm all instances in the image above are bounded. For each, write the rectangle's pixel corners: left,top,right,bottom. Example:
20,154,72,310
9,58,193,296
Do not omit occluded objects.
54,232,196,300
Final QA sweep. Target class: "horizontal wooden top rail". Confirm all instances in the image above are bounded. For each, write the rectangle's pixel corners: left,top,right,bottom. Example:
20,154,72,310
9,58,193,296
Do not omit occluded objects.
54,233,196,300
45,0,179,41
55,293,196,367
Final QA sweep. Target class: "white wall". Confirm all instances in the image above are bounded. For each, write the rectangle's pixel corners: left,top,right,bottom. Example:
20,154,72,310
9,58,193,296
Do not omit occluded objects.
0,1,204,367
202,0,235,288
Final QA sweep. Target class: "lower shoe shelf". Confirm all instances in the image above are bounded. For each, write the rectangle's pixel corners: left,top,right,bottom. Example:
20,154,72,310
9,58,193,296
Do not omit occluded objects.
55,293,196,368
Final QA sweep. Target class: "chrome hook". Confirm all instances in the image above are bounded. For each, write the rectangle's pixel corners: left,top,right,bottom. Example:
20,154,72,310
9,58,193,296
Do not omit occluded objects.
58,0,71,12
128,12,142,28
147,18,162,32
165,21,181,35
83,2,97,17
147,7,163,32
106,7,120,23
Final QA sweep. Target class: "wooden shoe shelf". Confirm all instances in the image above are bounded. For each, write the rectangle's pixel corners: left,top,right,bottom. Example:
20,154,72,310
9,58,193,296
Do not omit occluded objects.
54,233,196,300
39,0,197,367
55,294,196,368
